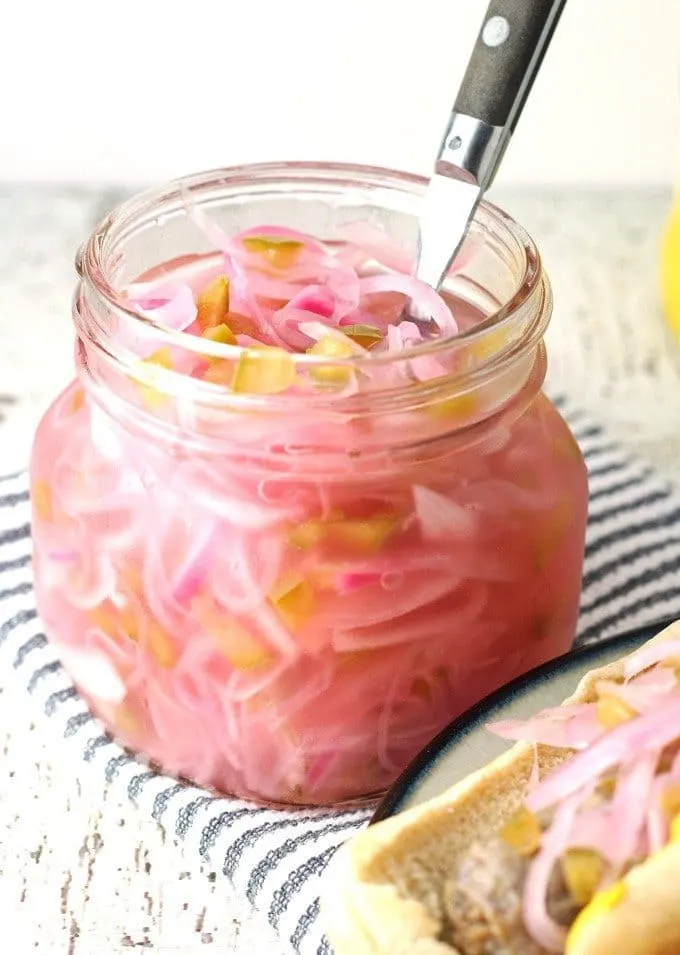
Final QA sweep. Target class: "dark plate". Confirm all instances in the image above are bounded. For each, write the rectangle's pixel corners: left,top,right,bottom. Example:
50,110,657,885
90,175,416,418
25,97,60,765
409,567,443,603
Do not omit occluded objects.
373,620,672,823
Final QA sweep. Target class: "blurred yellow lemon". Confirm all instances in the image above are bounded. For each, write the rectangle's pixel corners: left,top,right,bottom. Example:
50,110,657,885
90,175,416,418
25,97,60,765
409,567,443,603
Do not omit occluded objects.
661,202,680,344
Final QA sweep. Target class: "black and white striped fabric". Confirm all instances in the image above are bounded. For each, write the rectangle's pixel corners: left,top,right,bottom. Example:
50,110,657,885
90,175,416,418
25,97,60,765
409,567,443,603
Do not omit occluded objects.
2,396,680,955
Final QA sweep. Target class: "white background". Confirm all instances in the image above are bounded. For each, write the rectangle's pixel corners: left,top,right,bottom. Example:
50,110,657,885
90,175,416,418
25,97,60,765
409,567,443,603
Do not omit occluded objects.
0,0,679,186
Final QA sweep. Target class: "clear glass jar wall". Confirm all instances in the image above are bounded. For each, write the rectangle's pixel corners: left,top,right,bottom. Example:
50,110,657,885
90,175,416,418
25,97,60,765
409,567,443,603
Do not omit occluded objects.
29,164,588,806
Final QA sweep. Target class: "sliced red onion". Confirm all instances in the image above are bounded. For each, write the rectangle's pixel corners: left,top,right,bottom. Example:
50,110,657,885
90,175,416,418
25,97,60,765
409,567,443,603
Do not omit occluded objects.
630,667,679,689
336,572,382,593
224,653,291,703
190,483,296,530
127,283,198,332
47,550,79,563
306,750,340,790
337,221,415,273
288,285,337,319
359,274,457,335
489,706,603,750
647,772,679,853
184,203,292,346
238,273,303,301
410,355,449,382
271,306,340,351
171,526,216,604
522,793,581,951
249,604,299,661
596,674,680,712
413,485,478,540
185,202,241,264
210,534,285,617
624,641,680,679
338,220,482,277
610,751,658,867
385,322,447,380
564,803,617,862
387,320,423,349
526,697,680,814
323,261,361,319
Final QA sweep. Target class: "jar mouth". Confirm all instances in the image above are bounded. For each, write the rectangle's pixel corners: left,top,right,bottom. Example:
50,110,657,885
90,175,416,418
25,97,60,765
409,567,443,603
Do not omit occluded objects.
75,162,550,433
78,161,545,363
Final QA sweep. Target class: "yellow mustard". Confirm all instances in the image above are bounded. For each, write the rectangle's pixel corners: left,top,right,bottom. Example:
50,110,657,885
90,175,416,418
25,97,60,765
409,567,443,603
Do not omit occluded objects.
566,817,680,953
565,881,627,954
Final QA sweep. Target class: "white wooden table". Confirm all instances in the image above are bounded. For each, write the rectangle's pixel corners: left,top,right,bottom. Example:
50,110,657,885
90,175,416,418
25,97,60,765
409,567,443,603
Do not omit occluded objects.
1,186,679,954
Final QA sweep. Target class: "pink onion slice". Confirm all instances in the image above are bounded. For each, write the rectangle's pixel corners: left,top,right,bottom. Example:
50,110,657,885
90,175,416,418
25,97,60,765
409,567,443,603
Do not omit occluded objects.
413,485,478,540
126,283,198,332
522,792,581,951
170,524,216,605
609,750,659,868
358,274,457,335
526,697,680,814
624,641,680,679
489,705,603,750
595,674,680,712
336,221,415,273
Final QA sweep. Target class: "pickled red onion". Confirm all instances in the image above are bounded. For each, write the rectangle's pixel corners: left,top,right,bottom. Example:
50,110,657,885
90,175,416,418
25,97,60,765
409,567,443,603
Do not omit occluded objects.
170,525,215,604
624,640,680,678
336,221,415,273
594,674,680,712
306,750,340,790
358,274,457,334
126,283,198,332
31,210,590,807
489,705,603,750
269,308,322,352
609,751,658,867
210,534,285,616
47,550,79,563
337,220,482,278
122,211,467,397
387,320,423,349
648,776,672,854
287,285,337,320
648,762,680,852
386,323,448,381
184,201,242,269
413,485,478,539
522,792,580,952
335,572,383,593
525,697,680,813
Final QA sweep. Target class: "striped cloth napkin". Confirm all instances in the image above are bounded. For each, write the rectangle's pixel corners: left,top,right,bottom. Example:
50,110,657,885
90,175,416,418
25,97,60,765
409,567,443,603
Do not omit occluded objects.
1,396,680,955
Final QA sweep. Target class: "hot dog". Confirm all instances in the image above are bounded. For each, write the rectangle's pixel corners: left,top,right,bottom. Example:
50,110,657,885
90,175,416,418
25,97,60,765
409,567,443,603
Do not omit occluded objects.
323,621,680,955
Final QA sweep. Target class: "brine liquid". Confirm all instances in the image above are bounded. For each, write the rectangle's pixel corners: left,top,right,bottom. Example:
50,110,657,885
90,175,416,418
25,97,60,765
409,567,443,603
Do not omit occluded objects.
30,264,588,806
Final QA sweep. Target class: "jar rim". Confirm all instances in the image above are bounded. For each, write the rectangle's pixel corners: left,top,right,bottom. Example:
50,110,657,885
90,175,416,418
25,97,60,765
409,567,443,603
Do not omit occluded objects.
80,162,543,348
75,162,550,418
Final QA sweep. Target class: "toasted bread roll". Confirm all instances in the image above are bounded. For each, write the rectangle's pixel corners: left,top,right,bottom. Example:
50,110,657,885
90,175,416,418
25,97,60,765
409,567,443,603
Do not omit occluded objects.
323,621,680,955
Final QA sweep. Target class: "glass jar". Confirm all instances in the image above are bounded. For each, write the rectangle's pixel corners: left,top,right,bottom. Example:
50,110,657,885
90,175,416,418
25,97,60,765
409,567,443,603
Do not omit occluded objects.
29,163,588,807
